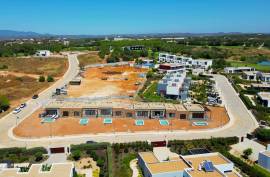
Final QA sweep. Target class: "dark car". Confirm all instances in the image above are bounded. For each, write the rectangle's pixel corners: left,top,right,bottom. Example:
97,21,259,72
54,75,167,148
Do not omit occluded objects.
32,94,38,99
20,103,27,108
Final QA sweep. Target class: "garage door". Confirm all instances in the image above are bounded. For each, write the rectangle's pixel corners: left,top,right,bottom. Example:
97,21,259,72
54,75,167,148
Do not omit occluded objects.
151,141,166,147
50,147,65,154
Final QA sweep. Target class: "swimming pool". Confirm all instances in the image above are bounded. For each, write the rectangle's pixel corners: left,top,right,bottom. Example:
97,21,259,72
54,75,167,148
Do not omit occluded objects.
159,120,169,126
41,117,55,123
193,121,208,126
103,118,112,124
80,118,89,125
135,119,144,126
258,61,270,66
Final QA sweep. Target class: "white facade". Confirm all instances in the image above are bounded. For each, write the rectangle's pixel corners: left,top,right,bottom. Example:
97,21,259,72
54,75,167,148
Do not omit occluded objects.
260,73,270,83
35,50,51,57
224,67,255,74
257,92,270,108
158,53,212,69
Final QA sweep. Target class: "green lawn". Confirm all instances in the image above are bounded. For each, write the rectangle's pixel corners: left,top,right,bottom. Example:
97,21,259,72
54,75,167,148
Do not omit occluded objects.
140,82,179,103
228,61,270,72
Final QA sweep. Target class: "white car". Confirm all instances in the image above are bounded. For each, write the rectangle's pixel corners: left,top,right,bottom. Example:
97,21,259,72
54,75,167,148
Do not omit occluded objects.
13,108,21,114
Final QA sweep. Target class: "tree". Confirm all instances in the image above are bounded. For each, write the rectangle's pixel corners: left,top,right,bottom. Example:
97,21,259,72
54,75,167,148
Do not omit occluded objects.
38,75,45,82
243,148,253,159
47,75,54,82
0,95,10,112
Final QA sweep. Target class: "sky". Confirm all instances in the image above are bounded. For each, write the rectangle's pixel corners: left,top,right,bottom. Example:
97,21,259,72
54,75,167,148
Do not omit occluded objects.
0,0,269,35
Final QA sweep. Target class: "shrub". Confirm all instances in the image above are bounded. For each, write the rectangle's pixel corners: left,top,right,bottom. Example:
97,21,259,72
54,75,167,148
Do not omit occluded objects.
72,150,81,161
0,95,10,112
243,148,253,159
34,152,43,162
255,128,270,141
38,75,45,82
47,75,54,82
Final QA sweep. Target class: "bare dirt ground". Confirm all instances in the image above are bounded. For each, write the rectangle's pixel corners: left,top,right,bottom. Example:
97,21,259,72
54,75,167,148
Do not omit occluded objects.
68,66,148,98
13,106,229,138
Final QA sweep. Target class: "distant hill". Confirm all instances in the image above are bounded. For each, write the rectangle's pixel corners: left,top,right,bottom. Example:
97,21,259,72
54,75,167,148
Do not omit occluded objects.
0,30,268,40
0,30,45,39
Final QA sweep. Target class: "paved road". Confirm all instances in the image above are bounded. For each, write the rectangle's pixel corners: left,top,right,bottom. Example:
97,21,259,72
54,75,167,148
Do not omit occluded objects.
0,54,79,148
0,65,259,148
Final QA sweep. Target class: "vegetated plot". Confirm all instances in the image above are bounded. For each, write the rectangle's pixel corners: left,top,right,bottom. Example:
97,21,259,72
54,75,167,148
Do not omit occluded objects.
68,66,148,98
0,57,68,77
0,74,49,103
78,52,104,68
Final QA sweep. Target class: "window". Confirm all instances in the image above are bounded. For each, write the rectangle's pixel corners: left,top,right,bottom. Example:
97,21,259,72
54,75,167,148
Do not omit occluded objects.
84,110,96,116
63,111,69,117
136,111,149,117
74,111,80,117
100,109,112,116
180,114,186,119
168,113,175,118
126,112,133,117
192,113,204,119
115,111,122,116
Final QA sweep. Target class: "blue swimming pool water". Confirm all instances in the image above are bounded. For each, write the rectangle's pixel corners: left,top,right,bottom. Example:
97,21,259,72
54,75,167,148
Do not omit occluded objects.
159,120,169,126
258,61,270,66
193,121,208,126
80,118,89,125
42,117,54,123
103,118,112,124
135,119,144,126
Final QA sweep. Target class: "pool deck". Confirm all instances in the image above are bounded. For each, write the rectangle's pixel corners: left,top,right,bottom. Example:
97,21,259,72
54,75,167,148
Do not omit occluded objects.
13,106,229,138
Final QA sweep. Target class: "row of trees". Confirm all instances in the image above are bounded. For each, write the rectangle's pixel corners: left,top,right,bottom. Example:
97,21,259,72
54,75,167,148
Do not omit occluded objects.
38,75,54,82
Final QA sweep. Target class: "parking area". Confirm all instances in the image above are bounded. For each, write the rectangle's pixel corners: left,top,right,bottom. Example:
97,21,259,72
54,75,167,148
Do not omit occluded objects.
13,106,229,138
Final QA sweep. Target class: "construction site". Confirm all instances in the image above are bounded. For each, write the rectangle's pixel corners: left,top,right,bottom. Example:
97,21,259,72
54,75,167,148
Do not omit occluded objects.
67,65,148,98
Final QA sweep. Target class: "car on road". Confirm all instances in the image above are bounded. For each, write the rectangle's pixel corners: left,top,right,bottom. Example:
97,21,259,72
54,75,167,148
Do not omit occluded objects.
32,94,38,99
13,107,21,114
20,103,26,108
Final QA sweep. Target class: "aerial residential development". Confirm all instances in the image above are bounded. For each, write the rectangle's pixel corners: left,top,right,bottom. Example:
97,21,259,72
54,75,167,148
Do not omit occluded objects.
0,1,270,177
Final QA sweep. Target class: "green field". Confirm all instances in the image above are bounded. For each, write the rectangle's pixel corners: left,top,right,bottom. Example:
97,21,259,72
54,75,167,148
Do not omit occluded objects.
228,61,270,72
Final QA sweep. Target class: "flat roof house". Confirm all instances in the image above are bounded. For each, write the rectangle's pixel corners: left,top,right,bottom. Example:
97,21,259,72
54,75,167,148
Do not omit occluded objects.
259,73,270,83
138,151,241,177
192,59,213,70
158,63,185,73
35,50,51,57
257,92,270,108
0,163,74,177
258,145,270,171
44,100,206,120
242,71,258,81
224,67,255,74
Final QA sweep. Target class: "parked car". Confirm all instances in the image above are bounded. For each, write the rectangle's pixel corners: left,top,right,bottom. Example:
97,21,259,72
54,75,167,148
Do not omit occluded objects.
32,94,38,99
13,107,21,114
20,103,26,108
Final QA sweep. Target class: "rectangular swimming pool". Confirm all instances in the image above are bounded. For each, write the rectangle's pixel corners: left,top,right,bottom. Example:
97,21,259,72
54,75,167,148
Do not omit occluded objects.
159,120,169,126
80,118,89,125
41,117,55,123
193,121,208,126
135,119,144,126
103,118,112,124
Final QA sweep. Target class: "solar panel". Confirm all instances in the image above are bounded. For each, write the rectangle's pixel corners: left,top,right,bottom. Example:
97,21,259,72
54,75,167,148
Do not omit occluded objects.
204,161,214,172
